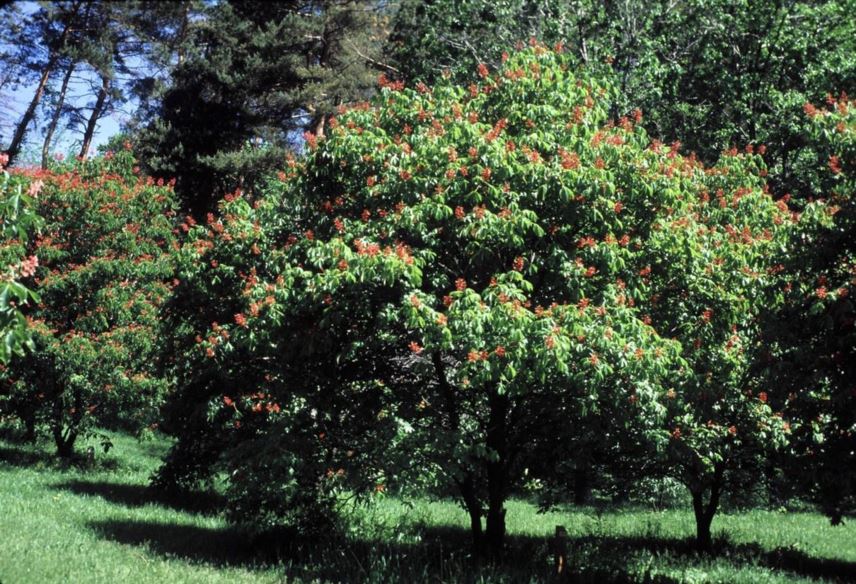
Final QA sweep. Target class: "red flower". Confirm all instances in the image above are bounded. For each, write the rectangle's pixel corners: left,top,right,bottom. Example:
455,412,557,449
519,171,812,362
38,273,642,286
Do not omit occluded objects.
829,155,842,174
223,396,234,407
513,256,525,271
409,341,422,353
613,201,623,213
455,206,465,219
477,63,489,78
234,313,248,327
467,350,480,362
728,425,737,436
455,278,467,291
494,346,506,358
758,392,768,403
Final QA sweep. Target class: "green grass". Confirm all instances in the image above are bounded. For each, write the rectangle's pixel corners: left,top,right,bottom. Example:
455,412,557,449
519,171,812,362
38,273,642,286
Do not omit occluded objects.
1,430,854,583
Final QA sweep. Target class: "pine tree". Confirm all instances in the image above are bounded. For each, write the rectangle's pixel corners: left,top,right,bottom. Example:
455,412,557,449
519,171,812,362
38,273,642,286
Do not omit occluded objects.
136,0,392,215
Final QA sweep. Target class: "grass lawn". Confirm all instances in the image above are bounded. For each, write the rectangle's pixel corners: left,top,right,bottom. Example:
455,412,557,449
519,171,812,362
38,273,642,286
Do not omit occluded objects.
1,430,854,583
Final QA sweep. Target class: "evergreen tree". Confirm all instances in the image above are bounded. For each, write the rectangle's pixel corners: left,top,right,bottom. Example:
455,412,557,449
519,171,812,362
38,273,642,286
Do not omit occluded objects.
136,0,392,215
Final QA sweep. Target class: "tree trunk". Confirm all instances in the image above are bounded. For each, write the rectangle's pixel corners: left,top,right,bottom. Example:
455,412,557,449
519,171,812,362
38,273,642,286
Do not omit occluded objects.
53,425,77,458
23,414,36,442
41,61,75,169
78,73,110,160
5,2,79,165
458,474,483,551
574,456,591,505
484,390,509,559
7,61,56,165
690,464,724,551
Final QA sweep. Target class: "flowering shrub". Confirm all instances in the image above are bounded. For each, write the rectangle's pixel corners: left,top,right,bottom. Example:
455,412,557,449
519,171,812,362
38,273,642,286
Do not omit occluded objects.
767,93,855,524
158,45,807,553
0,153,41,363
0,149,178,456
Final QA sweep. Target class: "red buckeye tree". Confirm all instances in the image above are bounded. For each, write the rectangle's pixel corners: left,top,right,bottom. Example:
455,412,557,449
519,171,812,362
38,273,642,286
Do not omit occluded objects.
0,149,178,456
159,44,806,554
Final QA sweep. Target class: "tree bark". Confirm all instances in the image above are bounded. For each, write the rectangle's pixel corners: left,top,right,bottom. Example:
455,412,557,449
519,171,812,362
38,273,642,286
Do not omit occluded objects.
78,72,110,160
41,61,75,169
574,455,591,505
484,389,509,559
458,474,483,551
23,414,36,442
691,464,724,551
5,2,79,165
54,426,78,458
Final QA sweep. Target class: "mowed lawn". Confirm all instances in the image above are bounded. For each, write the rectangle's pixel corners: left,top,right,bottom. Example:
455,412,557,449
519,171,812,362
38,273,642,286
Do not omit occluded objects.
1,431,854,584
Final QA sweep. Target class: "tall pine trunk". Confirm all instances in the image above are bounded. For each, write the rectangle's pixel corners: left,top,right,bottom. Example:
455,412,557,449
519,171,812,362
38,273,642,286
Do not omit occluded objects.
78,73,109,160
5,2,79,165
41,61,75,169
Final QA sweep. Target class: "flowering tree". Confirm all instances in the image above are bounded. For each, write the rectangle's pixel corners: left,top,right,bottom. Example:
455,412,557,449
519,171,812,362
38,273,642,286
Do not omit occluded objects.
766,94,856,524
647,146,807,549
0,148,178,456
158,45,804,554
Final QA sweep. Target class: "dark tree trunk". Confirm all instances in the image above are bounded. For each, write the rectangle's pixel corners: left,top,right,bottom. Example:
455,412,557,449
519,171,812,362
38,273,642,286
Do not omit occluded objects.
78,73,110,160
23,415,37,442
5,2,79,165
690,464,724,551
7,61,56,165
51,386,81,458
574,457,591,505
484,389,509,559
53,424,77,458
42,61,75,169
458,474,483,551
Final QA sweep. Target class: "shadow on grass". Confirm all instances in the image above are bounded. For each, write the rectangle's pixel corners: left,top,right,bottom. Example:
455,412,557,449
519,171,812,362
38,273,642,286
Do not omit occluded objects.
82,515,856,583
581,534,856,583
54,479,225,516
0,439,121,471
86,518,683,583
0,444,57,468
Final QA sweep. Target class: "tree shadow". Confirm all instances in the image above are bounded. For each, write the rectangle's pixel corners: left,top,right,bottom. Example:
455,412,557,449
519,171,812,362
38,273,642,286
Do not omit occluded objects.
0,444,56,468
0,439,121,471
54,479,225,516
585,534,856,583
80,512,856,583
88,519,255,567
86,518,681,583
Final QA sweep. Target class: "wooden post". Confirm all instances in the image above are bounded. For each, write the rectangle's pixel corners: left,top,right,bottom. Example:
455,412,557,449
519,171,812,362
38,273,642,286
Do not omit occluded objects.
552,525,568,574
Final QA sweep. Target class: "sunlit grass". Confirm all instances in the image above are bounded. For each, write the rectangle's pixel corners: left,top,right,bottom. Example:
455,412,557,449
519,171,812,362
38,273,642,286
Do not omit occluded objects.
1,429,854,583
